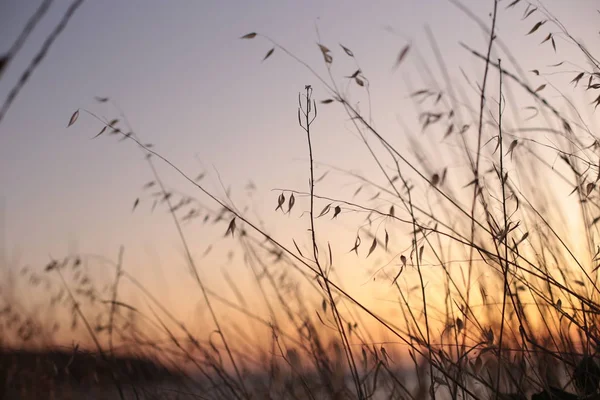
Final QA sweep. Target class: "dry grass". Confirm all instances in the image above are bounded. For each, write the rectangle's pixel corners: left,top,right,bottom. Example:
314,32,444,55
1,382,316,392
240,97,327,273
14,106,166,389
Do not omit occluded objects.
2,0,600,399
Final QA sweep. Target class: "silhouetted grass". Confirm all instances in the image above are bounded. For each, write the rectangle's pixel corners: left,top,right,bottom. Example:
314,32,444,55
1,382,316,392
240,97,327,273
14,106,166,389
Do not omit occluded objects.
3,0,600,399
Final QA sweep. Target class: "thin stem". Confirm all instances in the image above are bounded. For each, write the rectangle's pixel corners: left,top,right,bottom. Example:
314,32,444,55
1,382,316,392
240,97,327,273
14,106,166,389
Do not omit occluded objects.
106,105,248,400
108,246,124,355
55,266,125,400
495,58,509,400
301,86,364,399
0,0,85,125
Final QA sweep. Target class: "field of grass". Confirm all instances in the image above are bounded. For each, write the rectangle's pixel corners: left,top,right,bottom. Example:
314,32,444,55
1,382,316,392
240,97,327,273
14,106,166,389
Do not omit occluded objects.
2,0,600,399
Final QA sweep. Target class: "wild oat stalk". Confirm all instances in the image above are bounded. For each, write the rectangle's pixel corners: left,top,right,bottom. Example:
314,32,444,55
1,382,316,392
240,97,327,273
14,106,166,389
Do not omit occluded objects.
299,85,364,398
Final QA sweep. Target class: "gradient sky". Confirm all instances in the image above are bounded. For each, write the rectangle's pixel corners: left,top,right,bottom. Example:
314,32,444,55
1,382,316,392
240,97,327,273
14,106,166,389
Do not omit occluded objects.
0,0,598,344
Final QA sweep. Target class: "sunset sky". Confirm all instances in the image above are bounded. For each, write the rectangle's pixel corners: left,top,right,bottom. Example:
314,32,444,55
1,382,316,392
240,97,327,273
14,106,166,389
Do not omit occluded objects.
0,0,598,346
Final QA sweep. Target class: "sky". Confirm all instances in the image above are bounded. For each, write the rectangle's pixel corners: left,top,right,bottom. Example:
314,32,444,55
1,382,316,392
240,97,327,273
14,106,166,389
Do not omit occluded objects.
0,0,599,349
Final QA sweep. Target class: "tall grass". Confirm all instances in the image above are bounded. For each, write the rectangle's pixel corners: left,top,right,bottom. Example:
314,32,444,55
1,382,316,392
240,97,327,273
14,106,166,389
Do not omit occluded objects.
2,0,600,399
